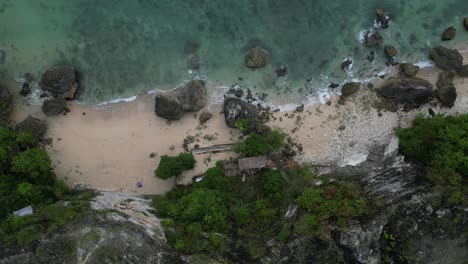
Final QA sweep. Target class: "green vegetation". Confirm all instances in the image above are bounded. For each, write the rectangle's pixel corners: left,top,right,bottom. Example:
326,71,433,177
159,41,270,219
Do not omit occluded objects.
235,129,286,157
0,125,93,245
397,114,468,205
0,99,8,111
155,152,196,179
152,163,372,260
234,118,249,131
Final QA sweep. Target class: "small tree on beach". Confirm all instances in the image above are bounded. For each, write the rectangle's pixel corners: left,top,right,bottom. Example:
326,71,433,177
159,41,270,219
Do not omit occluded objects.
155,152,196,180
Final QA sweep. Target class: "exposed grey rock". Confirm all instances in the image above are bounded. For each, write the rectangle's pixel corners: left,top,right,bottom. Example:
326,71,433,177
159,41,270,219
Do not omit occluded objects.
435,71,457,108
223,97,259,131
379,77,433,105
245,47,269,68
441,26,456,41
199,111,213,124
430,46,463,70
154,80,207,120
40,65,78,99
399,63,420,77
341,82,361,97
15,115,47,142
42,98,67,116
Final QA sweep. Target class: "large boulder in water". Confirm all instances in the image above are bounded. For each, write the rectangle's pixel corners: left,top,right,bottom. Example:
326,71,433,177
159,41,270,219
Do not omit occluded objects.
245,47,269,68
223,97,258,131
430,46,463,70
435,71,457,108
341,82,361,97
40,65,78,99
399,63,420,77
379,77,433,105
154,80,207,120
0,84,12,122
366,32,383,47
15,115,47,143
441,26,456,41
42,98,67,116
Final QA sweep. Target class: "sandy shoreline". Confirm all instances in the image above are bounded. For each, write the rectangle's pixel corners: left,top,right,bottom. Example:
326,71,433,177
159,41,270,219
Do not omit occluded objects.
6,44,468,195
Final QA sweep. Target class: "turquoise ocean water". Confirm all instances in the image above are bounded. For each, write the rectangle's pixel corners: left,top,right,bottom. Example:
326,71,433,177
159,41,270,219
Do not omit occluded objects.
0,0,467,105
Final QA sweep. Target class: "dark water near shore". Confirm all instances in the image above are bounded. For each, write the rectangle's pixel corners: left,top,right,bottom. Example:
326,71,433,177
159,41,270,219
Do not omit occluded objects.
0,0,467,105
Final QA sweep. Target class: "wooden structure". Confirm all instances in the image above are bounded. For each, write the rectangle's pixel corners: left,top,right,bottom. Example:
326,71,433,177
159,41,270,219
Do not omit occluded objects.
221,156,267,177
191,143,235,155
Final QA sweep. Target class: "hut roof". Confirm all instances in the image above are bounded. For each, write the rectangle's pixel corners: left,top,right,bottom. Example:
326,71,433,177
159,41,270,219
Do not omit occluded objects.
238,156,267,171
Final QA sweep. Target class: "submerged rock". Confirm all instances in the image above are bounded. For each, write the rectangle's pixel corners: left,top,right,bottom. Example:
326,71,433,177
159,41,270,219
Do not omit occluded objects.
40,65,78,99
384,45,398,57
435,71,457,107
15,115,47,143
376,9,391,28
465,17,468,31
154,80,207,120
457,64,468,77
430,46,463,70
341,58,352,70
399,63,420,77
20,82,31,96
245,47,269,68
341,82,361,97
0,84,12,122
223,97,258,131
379,77,433,105
441,26,456,41
42,98,67,116
366,32,383,47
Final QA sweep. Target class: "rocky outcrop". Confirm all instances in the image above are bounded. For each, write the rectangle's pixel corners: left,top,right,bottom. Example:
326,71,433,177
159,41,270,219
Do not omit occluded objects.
341,82,361,97
464,17,468,31
430,46,463,70
366,32,383,47
40,65,78,99
441,26,456,41
435,71,457,107
379,77,433,105
154,80,207,120
399,63,419,77
0,84,12,122
384,45,398,57
199,111,213,125
457,64,468,77
223,97,258,131
15,116,47,143
245,47,269,68
375,9,391,28
42,98,67,116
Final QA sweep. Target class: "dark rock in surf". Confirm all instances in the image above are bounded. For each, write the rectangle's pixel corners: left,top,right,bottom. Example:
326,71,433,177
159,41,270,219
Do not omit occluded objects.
384,45,398,57
376,9,391,29
379,77,433,105
399,63,420,77
341,59,352,70
154,80,207,120
20,83,31,97
464,17,468,31
42,98,67,116
40,65,78,99
430,46,463,70
441,26,456,41
245,47,269,68
366,32,383,47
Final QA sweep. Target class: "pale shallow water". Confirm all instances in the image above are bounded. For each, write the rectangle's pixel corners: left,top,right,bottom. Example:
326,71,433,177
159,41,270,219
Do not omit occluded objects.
0,0,467,105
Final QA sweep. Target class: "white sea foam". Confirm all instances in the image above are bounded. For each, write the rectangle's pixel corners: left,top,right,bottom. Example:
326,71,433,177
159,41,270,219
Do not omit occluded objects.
96,95,138,106
414,60,435,68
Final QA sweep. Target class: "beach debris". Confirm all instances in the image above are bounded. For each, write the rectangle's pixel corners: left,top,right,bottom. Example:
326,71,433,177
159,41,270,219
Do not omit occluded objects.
15,115,47,143
13,205,34,217
341,82,361,97
19,82,31,96
149,152,157,158
245,47,269,68
341,58,353,70
441,26,456,41
430,46,463,70
275,65,288,77
365,32,383,47
136,181,143,188
40,65,79,99
435,71,457,108
42,98,67,116
154,80,207,120
399,63,420,77
457,65,468,77
379,77,433,106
